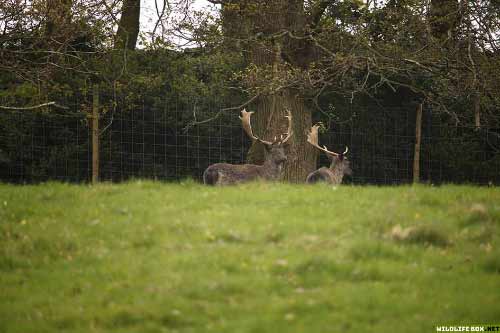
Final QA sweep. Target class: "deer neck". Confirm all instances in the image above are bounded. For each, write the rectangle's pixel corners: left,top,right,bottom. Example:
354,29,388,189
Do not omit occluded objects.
329,162,345,184
262,158,283,177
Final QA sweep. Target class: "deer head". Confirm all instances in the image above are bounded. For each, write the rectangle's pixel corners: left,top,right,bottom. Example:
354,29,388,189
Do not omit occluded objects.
306,124,351,184
240,108,293,167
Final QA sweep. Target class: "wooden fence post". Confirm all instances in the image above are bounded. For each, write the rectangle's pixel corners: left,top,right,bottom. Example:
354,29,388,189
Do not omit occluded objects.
474,94,481,130
92,84,99,184
413,103,423,184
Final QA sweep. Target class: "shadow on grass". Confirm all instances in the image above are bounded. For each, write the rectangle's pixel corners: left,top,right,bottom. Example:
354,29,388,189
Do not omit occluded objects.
272,257,388,287
482,253,500,274
390,225,450,248
102,310,192,329
349,242,403,261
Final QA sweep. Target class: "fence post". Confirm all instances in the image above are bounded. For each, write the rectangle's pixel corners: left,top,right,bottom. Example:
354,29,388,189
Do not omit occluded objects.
474,94,481,130
92,84,99,184
413,103,423,184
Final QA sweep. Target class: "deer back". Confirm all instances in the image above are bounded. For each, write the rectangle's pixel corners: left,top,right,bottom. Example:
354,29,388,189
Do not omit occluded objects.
306,160,350,184
203,146,285,186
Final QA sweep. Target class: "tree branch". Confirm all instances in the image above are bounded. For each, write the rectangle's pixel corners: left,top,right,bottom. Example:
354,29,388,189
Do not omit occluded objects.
182,93,261,132
0,101,68,111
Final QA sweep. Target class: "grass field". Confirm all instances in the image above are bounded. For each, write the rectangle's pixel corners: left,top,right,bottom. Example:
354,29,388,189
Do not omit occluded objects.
0,181,499,333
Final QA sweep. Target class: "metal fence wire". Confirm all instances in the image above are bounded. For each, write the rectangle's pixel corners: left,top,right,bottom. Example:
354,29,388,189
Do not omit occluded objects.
1,90,499,185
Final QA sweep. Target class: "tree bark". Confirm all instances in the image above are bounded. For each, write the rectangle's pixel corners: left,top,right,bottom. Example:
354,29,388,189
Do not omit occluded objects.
115,0,141,50
245,91,317,183
222,0,319,182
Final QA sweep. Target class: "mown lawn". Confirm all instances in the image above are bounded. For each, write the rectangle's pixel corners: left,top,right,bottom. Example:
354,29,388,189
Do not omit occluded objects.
0,181,499,333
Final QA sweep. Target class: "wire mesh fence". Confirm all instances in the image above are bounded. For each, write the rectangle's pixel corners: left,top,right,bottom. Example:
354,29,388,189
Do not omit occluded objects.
97,97,250,182
1,90,499,185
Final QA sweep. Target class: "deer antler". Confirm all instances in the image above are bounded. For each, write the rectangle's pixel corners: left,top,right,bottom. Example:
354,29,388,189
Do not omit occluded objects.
240,109,274,145
240,108,293,146
277,108,293,145
307,124,348,157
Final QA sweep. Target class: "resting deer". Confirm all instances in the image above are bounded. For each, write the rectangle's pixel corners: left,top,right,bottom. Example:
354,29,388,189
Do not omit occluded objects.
306,124,351,184
203,109,293,185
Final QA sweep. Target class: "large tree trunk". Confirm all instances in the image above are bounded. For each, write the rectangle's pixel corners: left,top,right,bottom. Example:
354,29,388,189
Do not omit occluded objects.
115,0,140,50
44,0,73,45
245,91,317,183
222,0,318,182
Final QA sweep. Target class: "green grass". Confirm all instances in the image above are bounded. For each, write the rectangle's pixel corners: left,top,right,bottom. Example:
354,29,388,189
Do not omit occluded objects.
1,181,499,333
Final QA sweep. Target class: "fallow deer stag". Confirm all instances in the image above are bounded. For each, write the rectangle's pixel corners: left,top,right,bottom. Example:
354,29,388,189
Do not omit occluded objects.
203,109,293,185
306,124,351,184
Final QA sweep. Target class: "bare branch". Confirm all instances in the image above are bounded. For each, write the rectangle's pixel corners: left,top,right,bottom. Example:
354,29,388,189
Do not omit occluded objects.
0,101,68,111
182,93,261,132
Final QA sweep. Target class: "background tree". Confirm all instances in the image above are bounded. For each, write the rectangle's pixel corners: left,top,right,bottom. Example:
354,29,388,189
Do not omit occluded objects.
211,0,334,182
115,0,141,50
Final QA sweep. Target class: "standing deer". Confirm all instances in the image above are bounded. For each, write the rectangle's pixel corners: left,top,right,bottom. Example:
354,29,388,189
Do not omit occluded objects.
306,124,351,184
203,109,293,185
